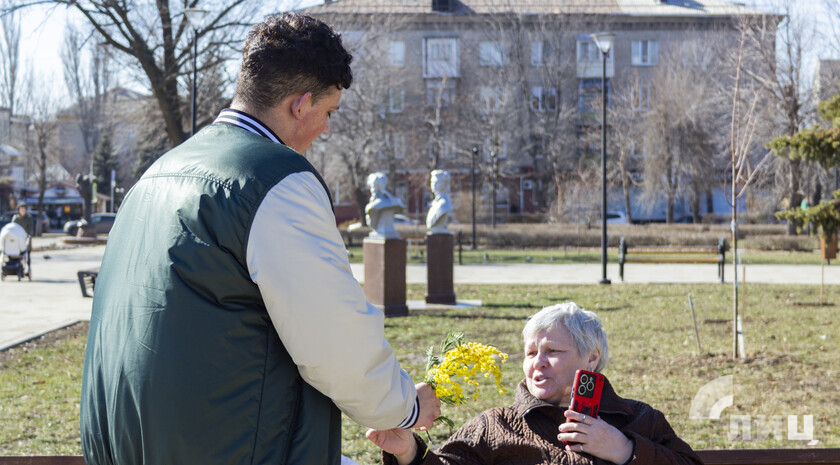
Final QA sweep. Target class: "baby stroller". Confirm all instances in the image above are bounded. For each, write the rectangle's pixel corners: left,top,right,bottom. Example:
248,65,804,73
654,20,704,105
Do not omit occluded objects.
1,222,31,281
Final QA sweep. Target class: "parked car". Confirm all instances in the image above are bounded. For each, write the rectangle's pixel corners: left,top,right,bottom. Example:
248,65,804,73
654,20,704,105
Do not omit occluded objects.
1,210,50,235
346,214,418,231
64,213,117,236
595,211,628,225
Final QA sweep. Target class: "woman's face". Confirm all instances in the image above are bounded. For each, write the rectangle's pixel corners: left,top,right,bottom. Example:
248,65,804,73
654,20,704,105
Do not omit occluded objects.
522,324,599,406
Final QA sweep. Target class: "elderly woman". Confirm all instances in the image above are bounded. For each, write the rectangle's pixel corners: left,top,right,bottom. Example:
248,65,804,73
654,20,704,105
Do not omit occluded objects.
367,302,701,465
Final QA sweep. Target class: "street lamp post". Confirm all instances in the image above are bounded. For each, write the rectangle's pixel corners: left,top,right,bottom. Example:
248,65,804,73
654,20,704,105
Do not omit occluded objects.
185,8,209,137
592,32,614,285
471,146,478,250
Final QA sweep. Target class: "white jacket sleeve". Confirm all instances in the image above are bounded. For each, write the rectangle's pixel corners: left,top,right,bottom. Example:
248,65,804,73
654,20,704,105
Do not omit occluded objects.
246,171,418,430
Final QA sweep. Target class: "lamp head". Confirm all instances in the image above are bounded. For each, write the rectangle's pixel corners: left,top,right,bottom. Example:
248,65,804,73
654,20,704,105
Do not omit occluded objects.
591,33,615,55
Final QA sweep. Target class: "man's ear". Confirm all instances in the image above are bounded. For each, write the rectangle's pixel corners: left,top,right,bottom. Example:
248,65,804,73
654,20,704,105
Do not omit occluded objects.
290,92,313,120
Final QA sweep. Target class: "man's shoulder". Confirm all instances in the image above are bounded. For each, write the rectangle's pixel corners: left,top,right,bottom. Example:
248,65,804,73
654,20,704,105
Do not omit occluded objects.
150,125,315,182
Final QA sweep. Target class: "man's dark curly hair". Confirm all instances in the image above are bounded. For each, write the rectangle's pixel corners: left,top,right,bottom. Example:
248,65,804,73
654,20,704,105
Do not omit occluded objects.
234,13,353,111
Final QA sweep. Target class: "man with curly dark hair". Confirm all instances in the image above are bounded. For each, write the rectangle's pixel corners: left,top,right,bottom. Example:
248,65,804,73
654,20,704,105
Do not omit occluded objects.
81,13,439,465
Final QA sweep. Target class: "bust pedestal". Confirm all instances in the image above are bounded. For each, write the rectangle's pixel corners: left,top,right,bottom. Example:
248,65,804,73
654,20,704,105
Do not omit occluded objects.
363,237,408,317
425,233,456,305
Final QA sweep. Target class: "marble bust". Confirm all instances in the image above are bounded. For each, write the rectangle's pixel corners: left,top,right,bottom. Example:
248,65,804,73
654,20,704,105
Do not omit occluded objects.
365,172,404,239
426,170,453,234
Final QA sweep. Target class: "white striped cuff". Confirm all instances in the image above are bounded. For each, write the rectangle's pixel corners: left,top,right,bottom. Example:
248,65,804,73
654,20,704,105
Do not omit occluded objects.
396,397,420,429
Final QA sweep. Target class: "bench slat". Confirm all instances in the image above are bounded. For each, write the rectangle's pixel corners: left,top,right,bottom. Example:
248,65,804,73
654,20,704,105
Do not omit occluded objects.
624,257,722,264
626,249,719,254
696,448,840,465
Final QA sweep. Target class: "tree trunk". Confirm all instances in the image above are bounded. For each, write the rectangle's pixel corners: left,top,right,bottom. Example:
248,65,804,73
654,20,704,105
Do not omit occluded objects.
619,148,632,224
787,158,802,235
490,173,497,228
705,189,714,214
666,158,675,224
354,185,368,227
691,182,701,223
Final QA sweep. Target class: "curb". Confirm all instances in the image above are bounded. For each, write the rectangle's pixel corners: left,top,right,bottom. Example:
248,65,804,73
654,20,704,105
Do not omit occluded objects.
0,319,85,352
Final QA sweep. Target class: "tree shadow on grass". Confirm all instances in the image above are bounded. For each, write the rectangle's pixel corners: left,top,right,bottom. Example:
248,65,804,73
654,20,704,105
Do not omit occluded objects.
482,302,543,309
422,312,530,321
588,305,629,312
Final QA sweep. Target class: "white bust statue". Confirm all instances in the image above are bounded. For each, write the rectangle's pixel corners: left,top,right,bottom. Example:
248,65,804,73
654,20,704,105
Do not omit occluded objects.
365,172,404,239
426,169,453,234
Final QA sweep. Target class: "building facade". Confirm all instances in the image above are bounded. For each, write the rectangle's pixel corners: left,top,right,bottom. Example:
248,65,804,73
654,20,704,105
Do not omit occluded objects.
305,0,775,223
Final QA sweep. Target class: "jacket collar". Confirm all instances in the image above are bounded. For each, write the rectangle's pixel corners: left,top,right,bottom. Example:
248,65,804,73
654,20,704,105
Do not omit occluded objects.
213,109,286,145
514,377,634,418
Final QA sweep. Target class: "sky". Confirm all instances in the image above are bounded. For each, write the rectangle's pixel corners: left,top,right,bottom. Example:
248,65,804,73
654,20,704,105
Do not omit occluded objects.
13,0,840,107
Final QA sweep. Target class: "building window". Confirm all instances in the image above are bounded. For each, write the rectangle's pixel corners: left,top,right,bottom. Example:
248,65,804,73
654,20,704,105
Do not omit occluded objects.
443,133,456,158
396,181,409,206
681,40,705,67
479,86,505,113
631,135,649,159
426,79,456,107
633,84,651,112
530,86,557,112
424,37,459,78
389,87,404,113
430,134,457,159
484,136,507,159
578,78,610,113
577,39,611,63
479,41,504,67
386,132,405,159
390,41,405,67
531,133,548,158
531,40,553,66
632,40,658,66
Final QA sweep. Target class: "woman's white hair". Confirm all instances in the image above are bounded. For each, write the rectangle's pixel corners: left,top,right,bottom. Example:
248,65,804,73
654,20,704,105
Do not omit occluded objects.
522,302,609,372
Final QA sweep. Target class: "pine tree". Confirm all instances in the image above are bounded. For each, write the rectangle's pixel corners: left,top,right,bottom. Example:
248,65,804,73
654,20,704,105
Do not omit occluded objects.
93,131,119,205
771,91,840,239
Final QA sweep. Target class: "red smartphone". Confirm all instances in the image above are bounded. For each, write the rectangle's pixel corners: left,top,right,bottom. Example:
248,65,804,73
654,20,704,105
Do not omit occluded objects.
569,369,605,420
564,370,606,446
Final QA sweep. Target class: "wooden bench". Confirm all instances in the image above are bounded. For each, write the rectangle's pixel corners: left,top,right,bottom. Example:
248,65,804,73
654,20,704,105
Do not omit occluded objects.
619,236,727,283
404,234,426,258
2,450,839,465
696,449,840,464
76,267,100,298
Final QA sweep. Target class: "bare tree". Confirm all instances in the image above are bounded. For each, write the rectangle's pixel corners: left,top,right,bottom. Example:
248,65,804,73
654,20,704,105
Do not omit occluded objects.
0,0,21,115
19,76,59,217
610,73,647,224
8,0,261,148
515,13,579,215
62,24,111,168
635,47,724,223
315,13,414,224
725,23,777,358
741,2,815,234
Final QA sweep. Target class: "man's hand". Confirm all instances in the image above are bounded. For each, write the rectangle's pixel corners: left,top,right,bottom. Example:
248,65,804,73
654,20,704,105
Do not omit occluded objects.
413,383,441,431
366,428,417,465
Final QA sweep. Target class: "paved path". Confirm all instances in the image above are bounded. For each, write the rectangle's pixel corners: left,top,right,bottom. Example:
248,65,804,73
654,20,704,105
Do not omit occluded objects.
3,241,839,350
0,244,103,350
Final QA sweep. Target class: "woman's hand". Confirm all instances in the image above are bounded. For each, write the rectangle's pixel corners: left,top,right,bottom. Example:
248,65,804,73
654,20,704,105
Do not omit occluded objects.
366,427,418,465
558,410,634,464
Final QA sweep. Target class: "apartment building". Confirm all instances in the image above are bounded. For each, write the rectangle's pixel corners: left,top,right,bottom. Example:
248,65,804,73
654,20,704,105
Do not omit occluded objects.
305,0,775,222
815,59,840,104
